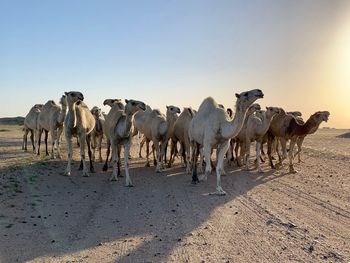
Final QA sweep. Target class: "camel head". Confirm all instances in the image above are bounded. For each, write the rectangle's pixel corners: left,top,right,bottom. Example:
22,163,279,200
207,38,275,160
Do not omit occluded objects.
91,106,102,118
226,108,233,118
125,99,146,114
247,103,261,116
235,89,264,111
311,111,330,123
287,111,302,117
64,91,84,104
265,107,281,119
59,95,67,106
103,99,125,110
34,104,44,110
166,105,181,115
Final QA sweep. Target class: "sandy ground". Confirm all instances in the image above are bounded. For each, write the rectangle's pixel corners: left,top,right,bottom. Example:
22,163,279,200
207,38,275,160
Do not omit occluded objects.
0,125,349,263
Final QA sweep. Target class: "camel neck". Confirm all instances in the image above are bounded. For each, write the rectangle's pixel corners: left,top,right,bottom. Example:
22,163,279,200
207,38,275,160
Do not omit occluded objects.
221,103,247,140
67,102,77,128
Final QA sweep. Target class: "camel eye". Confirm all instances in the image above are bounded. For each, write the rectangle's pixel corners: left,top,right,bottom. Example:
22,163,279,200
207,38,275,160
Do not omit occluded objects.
244,93,248,97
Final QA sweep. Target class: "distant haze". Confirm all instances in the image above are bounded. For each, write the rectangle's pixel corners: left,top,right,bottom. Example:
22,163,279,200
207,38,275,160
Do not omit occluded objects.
1,1,349,128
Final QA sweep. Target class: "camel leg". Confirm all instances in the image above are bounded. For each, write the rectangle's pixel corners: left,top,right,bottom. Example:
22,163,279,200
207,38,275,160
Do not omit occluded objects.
288,138,297,173
294,137,304,163
199,144,212,181
152,144,157,166
168,139,176,168
215,141,229,195
86,134,94,173
124,142,133,187
185,142,191,174
91,134,96,162
139,136,146,158
78,133,89,177
267,134,275,169
50,129,57,159
191,142,200,184
56,126,63,159
23,129,28,151
44,130,49,156
110,142,119,181
65,136,73,176
98,135,103,162
36,129,42,155
145,138,150,167
256,141,263,173
244,140,251,171
102,140,110,171
30,130,35,152
117,146,122,177
279,137,287,166
154,142,161,173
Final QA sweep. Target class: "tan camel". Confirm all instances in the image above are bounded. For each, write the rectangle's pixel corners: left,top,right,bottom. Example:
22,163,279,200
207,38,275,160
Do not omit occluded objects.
189,89,264,195
148,106,181,172
267,108,295,169
243,107,280,172
164,105,181,163
233,103,261,166
108,99,146,185
90,106,105,162
287,111,330,173
23,104,44,152
36,96,66,158
64,91,95,177
168,107,196,173
102,99,125,171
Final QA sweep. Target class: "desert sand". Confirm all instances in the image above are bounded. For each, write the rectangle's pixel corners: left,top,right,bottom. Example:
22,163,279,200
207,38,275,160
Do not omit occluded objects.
0,125,349,263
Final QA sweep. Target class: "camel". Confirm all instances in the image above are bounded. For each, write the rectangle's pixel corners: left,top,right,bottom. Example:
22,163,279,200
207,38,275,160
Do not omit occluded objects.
36,96,66,158
108,99,146,185
168,107,196,173
243,107,280,172
233,103,261,166
132,105,153,158
287,111,330,173
189,89,264,195
164,105,181,163
267,108,295,169
63,91,95,177
90,106,105,162
102,99,125,171
23,104,44,152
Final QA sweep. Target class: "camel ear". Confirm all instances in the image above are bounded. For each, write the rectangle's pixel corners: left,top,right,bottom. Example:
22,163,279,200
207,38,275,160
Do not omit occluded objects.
125,99,129,104
64,92,68,96
166,105,169,109
235,93,240,98
266,106,268,110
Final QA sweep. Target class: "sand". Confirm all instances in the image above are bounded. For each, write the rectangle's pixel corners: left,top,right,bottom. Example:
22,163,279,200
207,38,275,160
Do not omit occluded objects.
0,126,349,262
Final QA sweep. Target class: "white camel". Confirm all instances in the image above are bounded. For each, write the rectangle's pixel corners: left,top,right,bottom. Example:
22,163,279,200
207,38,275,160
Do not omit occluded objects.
36,96,66,158
189,89,264,195
90,106,105,162
64,91,95,177
243,107,280,172
168,107,196,173
23,104,43,152
102,99,125,171
108,99,146,186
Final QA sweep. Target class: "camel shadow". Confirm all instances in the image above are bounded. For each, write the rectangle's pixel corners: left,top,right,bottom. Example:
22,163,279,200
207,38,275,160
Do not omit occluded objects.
0,146,291,262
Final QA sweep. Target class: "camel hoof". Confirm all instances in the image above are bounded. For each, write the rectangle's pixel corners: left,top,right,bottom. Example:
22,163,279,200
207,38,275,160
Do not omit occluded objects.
102,165,108,171
145,162,150,167
109,176,118,181
64,171,71,176
117,174,124,178
83,172,90,177
90,167,95,173
258,170,264,174
125,184,134,187
191,179,199,184
210,190,226,196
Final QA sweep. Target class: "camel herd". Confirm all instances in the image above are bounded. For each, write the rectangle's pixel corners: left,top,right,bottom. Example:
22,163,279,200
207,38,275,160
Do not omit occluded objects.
22,90,330,195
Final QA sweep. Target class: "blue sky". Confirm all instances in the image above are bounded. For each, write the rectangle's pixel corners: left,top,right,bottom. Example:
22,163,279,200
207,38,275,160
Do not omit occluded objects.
1,0,349,128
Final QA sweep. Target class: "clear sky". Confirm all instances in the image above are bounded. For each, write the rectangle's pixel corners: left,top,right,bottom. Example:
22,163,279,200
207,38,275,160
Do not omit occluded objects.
1,0,349,128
